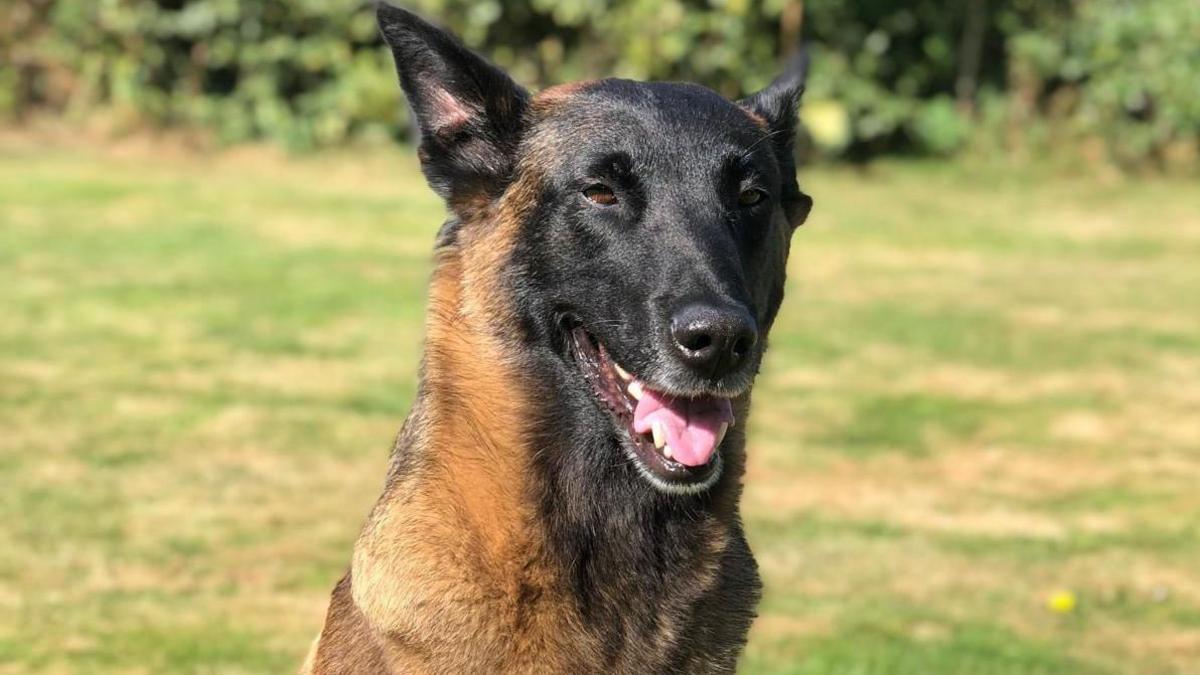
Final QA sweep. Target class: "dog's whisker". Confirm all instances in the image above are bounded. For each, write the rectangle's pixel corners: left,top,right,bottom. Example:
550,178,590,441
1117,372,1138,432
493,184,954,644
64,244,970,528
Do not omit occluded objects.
742,127,788,159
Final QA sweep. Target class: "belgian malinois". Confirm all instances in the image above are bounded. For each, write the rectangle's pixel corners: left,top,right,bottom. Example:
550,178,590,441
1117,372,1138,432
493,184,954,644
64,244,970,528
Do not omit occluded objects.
303,4,812,672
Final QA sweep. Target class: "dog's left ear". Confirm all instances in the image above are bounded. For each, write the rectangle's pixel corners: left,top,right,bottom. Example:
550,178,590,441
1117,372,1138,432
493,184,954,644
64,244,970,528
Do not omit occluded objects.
377,3,529,213
739,51,814,227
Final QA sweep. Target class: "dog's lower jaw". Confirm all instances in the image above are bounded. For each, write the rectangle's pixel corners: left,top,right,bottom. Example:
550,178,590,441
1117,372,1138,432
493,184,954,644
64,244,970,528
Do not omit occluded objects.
619,434,725,496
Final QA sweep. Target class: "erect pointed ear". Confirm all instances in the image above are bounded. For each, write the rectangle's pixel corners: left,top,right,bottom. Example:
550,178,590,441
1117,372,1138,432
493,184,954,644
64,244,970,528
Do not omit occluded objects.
739,50,808,156
377,3,529,213
739,50,813,226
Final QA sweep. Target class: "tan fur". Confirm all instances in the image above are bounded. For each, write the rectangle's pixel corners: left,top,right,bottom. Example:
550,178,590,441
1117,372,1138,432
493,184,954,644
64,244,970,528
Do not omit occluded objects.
308,165,608,673
531,80,597,115
739,105,770,129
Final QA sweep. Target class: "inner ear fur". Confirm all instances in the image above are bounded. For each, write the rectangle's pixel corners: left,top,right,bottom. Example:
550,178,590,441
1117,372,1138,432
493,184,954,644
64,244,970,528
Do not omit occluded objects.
377,3,530,212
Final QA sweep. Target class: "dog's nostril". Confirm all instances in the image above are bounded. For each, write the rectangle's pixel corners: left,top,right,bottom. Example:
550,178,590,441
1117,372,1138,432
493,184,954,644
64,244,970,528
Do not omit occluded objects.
731,335,751,358
682,333,713,352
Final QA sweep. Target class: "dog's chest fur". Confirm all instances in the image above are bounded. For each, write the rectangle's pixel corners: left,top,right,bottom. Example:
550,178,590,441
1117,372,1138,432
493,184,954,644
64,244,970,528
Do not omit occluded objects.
307,417,760,674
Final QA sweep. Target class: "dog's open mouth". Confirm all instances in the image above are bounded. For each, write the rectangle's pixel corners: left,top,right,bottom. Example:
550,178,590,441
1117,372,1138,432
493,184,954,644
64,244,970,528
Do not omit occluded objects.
569,326,731,493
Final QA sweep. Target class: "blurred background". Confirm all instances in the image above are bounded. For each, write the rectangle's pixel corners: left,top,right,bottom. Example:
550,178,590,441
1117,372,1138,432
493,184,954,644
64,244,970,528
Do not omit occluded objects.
1,1,1198,673
4,0,1198,163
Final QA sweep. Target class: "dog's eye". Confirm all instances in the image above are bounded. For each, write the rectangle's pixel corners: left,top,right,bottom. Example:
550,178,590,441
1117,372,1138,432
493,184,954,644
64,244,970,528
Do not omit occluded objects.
737,188,766,207
583,184,617,206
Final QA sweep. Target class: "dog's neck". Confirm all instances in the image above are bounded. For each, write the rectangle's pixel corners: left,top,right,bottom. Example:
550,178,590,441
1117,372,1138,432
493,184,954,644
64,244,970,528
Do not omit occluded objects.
407,242,539,552
350,214,756,668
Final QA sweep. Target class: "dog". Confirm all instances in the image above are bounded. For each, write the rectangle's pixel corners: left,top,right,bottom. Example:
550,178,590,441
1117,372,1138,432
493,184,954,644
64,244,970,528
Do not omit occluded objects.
302,4,812,673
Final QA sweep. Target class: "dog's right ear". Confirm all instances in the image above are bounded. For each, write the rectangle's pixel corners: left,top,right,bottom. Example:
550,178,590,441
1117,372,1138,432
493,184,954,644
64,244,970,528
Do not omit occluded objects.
377,3,529,212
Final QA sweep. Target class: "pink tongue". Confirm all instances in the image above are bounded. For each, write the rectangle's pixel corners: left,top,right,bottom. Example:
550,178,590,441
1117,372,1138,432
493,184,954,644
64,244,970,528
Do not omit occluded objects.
631,385,734,467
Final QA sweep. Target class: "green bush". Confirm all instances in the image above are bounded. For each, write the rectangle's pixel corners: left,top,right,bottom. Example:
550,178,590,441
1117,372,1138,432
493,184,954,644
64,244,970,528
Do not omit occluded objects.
3,0,400,148
1,0,1196,164
1010,0,1200,167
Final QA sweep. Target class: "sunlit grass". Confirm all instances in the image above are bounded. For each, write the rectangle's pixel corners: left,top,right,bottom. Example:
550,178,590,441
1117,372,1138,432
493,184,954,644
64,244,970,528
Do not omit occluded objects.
2,140,1198,673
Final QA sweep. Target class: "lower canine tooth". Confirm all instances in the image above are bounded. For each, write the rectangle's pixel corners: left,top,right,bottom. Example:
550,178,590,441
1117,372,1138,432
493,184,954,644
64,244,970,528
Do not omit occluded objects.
652,421,666,449
628,381,644,400
715,422,729,448
662,444,673,459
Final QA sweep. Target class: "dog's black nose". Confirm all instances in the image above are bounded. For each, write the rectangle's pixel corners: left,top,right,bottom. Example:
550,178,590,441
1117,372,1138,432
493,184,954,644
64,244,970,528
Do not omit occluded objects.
670,303,758,377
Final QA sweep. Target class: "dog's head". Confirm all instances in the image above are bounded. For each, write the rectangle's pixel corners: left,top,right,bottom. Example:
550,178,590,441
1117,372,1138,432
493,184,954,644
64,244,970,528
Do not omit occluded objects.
380,5,812,496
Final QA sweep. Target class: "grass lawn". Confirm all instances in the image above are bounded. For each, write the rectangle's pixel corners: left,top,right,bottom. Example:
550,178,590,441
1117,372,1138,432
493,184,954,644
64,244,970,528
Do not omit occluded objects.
2,138,1198,674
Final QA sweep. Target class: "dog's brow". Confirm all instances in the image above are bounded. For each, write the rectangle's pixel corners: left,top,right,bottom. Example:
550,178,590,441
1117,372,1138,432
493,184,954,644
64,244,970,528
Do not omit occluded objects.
585,151,633,177
723,152,762,181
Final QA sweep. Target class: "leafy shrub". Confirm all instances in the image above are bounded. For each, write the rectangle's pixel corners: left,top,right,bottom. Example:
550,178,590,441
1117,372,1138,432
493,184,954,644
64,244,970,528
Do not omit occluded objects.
1010,0,1200,167
3,0,399,148
0,0,1196,165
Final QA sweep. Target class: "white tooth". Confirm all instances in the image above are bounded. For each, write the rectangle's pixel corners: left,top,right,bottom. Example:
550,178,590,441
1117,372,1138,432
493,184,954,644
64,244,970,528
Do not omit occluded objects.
628,380,644,400
715,422,729,448
652,421,666,449
613,363,631,381
662,444,673,460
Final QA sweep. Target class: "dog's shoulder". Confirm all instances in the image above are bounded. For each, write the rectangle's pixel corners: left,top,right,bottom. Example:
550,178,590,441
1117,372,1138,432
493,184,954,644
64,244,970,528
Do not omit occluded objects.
305,572,389,674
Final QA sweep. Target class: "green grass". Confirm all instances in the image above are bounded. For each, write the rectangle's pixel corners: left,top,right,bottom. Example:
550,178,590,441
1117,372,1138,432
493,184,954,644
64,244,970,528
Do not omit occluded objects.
2,138,1198,674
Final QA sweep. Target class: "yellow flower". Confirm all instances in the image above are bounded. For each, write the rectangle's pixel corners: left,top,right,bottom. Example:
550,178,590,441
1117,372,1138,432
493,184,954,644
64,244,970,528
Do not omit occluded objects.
1047,590,1077,614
